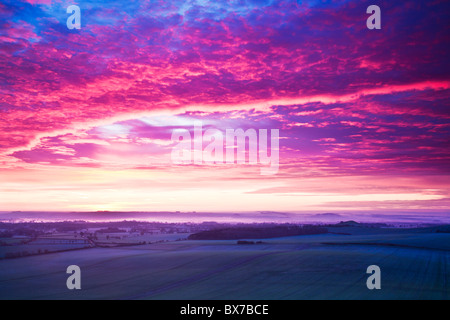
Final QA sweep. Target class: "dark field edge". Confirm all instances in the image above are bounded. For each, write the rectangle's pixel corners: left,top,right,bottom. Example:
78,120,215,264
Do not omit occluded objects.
321,242,450,252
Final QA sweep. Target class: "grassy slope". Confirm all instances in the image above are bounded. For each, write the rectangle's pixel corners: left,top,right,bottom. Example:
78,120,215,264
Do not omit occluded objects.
0,232,448,300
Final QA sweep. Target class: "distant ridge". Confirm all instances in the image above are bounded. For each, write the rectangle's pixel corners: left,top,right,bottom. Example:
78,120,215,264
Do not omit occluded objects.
314,213,342,217
336,221,361,227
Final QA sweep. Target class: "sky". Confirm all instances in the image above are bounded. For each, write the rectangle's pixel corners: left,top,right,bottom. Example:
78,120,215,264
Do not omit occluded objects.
0,0,449,216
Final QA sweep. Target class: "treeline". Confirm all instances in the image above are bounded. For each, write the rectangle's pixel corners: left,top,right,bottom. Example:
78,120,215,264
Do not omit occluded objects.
0,221,227,234
435,225,450,233
188,225,327,240
96,227,126,233
0,228,41,238
4,250,50,259
2,247,90,260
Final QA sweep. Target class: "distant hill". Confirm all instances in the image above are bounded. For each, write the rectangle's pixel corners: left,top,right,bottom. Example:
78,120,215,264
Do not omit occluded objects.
314,213,342,217
336,221,361,227
331,221,389,228
188,225,327,240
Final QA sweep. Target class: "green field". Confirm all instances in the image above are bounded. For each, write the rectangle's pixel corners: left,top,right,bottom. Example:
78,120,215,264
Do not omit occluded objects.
0,230,448,300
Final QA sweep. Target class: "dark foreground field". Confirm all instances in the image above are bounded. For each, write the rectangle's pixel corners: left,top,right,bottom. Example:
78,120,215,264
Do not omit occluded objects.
0,226,449,300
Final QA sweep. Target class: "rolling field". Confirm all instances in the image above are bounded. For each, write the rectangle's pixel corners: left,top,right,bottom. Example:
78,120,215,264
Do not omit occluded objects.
0,233,191,258
0,232,448,300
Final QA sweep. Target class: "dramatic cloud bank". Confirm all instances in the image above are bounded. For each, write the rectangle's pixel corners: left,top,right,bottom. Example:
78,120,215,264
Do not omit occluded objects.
1,0,449,215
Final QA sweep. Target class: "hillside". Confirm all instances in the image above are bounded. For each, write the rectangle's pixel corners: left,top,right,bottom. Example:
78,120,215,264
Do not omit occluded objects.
188,225,327,240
